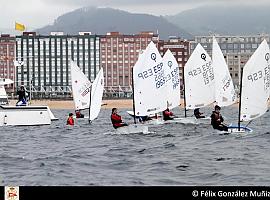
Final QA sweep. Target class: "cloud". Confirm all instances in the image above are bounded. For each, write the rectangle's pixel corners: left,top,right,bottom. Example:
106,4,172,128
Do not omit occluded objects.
39,0,270,6
1,0,270,31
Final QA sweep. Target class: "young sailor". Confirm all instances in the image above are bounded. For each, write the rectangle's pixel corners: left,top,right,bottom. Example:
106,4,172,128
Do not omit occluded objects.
162,108,174,121
16,86,27,106
210,105,228,131
67,113,75,125
194,108,205,119
111,108,128,129
75,110,84,118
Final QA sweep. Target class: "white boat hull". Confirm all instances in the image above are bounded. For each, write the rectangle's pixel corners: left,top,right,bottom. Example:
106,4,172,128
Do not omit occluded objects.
135,116,211,126
115,124,148,134
0,106,51,126
161,117,210,125
224,125,253,134
126,110,161,118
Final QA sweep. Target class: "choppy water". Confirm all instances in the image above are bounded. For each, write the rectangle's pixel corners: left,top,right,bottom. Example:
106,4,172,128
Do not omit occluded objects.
1,106,270,186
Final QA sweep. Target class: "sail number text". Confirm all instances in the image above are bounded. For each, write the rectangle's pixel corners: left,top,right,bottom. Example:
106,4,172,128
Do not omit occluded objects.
187,61,214,85
170,68,180,89
79,82,91,97
247,65,270,91
137,62,163,79
137,62,166,89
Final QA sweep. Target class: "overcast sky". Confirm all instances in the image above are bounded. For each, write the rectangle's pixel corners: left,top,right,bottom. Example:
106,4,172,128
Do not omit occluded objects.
1,0,270,31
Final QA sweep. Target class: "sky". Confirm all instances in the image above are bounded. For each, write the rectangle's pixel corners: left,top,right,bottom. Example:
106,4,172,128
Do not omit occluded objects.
1,0,270,32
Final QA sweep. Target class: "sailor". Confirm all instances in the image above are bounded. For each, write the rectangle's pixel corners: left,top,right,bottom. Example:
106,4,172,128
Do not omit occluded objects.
16,86,27,106
210,105,228,131
67,113,75,125
162,108,174,121
75,110,84,118
194,108,205,119
111,108,128,129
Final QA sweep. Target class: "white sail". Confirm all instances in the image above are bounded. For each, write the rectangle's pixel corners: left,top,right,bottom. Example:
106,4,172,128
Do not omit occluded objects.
184,43,215,109
133,41,167,116
240,39,270,121
162,49,181,109
89,68,104,121
212,37,236,107
70,60,91,110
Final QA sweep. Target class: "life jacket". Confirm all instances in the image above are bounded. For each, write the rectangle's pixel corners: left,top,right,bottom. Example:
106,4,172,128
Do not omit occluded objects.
67,116,74,125
211,111,223,127
163,110,173,120
111,113,122,128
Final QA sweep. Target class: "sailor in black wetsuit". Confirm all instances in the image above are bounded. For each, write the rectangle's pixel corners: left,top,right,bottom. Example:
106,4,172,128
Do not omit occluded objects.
210,105,228,131
194,108,205,119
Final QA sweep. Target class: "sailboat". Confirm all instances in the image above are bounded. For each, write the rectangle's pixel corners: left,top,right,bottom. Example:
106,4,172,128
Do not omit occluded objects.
127,48,181,124
163,49,181,110
133,41,167,116
158,49,183,124
226,39,270,133
212,36,236,107
126,49,160,120
181,43,215,124
70,60,104,122
117,42,167,133
0,79,56,126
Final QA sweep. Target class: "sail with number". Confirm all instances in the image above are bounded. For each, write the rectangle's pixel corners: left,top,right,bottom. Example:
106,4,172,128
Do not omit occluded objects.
184,43,215,109
162,49,181,109
133,41,167,116
70,60,91,110
212,36,236,107
240,39,270,121
89,68,104,121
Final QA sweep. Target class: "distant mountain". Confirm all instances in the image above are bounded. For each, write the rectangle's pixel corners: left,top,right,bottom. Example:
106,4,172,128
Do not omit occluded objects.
166,5,270,36
35,7,193,40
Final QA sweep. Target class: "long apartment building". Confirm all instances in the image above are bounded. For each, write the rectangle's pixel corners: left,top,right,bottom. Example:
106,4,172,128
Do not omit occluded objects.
0,34,16,92
190,34,270,90
158,37,190,89
100,31,159,97
15,31,100,98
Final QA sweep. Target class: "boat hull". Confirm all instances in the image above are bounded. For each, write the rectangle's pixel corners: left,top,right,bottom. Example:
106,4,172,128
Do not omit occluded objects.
46,106,58,121
159,117,211,125
126,110,161,118
225,125,253,133
115,124,148,134
0,106,51,126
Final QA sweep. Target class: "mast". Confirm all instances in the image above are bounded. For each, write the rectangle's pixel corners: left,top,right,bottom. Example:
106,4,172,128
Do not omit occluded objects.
182,65,187,117
238,68,243,131
88,84,92,124
131,67,136,124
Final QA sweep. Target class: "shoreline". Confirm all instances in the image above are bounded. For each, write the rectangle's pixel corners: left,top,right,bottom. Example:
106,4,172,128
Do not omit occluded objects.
7,99,249,110
8,99,134,109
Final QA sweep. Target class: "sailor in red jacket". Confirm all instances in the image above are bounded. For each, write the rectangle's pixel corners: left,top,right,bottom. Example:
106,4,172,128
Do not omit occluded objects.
111,108,128,129
162,108,175,121
67,113,75,125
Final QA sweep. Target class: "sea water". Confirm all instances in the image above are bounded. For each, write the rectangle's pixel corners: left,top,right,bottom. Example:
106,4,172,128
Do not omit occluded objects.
1,106,270,185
